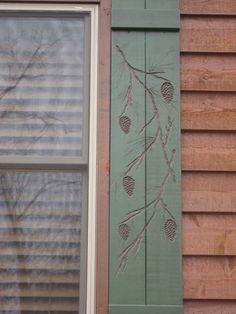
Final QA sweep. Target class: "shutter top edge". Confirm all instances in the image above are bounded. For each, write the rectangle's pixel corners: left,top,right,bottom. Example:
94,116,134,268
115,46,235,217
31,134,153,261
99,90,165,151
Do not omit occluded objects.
112,9,180,30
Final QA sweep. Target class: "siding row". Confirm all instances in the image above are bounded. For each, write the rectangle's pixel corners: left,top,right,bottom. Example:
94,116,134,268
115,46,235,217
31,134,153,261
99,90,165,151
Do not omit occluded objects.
180,1,236,313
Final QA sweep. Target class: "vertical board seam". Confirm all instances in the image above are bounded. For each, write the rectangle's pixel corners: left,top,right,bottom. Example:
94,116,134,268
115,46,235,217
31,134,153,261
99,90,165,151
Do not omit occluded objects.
144,0,147,305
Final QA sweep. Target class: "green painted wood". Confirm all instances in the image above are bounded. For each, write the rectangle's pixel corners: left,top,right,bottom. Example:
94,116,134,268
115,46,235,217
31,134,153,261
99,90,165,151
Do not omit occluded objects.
145,31,182,305
112,0,144,9
109,31,146,305
110,0,182,312
109,305,183,314
144,1,182,307
112,9,180,30
146,0,179,11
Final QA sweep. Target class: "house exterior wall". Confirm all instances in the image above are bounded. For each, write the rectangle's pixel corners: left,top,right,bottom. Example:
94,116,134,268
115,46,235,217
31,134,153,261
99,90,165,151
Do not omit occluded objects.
180,1,236,313
0,0,235,313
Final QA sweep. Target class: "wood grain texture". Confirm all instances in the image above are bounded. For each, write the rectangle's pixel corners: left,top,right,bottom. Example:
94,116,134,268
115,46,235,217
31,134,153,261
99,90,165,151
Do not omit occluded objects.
145,30,182,306
183,213,236,255
181,92,236,130
181,17,236,53
181,0,236,312
181,54,236,92
110,31,147,305
185,301,236,314
182,172,236,213
184,257,236,299
96,1,111,314
180,0,236,15
182,132,236,171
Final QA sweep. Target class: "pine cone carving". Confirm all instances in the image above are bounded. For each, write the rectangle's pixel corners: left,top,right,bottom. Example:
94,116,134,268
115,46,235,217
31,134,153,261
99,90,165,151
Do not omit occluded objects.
122,176,135,196
119,115,131,134
118,223,130,241
161,82,174,103
164,218,177,241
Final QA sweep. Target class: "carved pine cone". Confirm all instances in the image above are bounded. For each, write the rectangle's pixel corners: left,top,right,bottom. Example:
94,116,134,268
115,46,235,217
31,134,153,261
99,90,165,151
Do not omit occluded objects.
119,223,130,241
164,218,177,241
122,176,135,196
161,82,174,103
119,115,131,134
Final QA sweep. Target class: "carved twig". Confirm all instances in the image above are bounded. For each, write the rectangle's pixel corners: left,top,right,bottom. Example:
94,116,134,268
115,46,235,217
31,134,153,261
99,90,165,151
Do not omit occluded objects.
120,73,133,116
124,124,160,176
120,149,176,225
116,45,177,272
116,45,170,82
117,209,157,273
160,198,175,220
117,45,175,179
164,117,174,146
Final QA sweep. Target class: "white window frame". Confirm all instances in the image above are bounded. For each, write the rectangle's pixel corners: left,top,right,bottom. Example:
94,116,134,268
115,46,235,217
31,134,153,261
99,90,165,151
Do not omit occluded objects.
0,3,99,314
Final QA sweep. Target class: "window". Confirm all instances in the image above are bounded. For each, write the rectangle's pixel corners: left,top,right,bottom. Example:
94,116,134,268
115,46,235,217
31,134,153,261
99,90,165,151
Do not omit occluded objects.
0,3,98,314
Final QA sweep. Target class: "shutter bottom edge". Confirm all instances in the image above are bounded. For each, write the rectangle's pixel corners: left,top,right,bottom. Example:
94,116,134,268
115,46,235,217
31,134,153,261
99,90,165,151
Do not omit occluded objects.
109,304,183,314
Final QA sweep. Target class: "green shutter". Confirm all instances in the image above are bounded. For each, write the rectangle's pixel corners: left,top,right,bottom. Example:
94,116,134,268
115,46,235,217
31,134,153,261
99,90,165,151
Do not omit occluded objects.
109,1,182,313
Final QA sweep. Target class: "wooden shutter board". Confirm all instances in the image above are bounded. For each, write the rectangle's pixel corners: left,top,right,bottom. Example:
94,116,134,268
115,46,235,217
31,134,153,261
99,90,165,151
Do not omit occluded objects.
110,305,183,314
146,0,182,308
109,30,146,305
145,31,182,305
112,9,179,30
110,0,182,312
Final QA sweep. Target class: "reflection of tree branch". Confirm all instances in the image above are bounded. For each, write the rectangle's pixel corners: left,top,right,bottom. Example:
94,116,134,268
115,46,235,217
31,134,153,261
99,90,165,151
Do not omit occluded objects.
0,173,78,219
0,37,60,101
0,109,68,152
0,32,69,152
22,179,78,215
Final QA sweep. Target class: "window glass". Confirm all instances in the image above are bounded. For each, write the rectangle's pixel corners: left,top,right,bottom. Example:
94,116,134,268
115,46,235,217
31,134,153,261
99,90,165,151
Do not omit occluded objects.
0,15,86,157
0,9,91,313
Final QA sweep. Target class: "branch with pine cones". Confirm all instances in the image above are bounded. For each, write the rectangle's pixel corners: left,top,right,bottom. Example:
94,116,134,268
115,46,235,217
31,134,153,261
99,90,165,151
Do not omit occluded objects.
116,45,177,273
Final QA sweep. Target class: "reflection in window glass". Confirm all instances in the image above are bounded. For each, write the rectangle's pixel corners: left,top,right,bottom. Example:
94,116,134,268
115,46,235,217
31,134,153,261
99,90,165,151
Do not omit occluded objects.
0,171,82,312
0,16,85,157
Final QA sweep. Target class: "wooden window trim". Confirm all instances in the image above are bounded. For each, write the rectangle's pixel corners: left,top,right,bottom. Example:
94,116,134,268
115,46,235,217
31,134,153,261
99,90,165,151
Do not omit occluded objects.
96,1,110,314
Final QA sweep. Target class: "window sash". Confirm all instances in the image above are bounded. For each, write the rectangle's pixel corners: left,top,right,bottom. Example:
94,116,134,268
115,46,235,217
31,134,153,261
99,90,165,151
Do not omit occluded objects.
0,7,92,164
0,4,99,314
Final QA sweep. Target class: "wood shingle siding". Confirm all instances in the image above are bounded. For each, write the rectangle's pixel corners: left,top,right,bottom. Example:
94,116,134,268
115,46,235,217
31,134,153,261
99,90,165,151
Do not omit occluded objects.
180,0,236,313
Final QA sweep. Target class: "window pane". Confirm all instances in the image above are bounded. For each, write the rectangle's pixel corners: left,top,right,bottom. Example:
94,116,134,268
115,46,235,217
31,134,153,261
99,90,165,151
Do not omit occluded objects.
0,170,83,312
0,15,86,157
